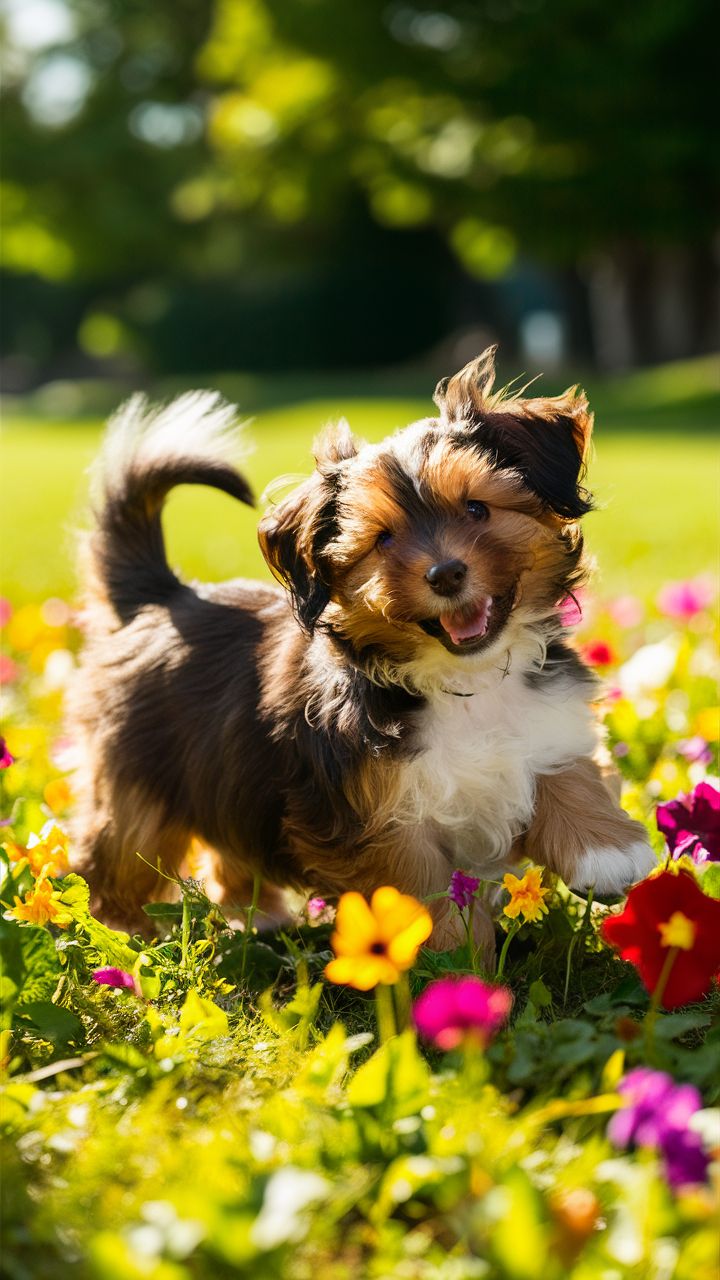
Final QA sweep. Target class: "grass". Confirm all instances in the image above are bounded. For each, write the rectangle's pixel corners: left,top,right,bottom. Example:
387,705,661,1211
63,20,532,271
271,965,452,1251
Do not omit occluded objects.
2,355,718,604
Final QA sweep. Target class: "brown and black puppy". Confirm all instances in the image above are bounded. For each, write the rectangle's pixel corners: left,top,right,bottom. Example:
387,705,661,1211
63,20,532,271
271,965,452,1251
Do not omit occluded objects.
70,347,654,957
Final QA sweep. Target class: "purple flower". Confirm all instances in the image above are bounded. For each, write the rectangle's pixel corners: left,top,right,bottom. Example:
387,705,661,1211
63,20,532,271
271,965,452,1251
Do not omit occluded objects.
608,1068,709,1191
0,738,14,770
662,1128,710,1191
448,870,480,909
656,781,720,865
92,966,136,991
413,976,512,1050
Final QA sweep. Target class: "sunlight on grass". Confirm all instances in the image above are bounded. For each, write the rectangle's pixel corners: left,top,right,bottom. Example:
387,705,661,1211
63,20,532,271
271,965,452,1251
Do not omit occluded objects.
3,373,717,603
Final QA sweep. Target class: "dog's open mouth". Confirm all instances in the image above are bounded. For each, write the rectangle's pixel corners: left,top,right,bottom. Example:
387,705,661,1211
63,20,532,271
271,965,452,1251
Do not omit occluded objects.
419,591,514,654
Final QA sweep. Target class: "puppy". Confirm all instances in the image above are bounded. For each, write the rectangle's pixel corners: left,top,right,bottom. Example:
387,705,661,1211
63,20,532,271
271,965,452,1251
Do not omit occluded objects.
70,347,655,958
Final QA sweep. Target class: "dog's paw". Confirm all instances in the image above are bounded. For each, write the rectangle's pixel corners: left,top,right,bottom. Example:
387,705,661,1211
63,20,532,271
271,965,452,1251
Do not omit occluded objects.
569,840,657,900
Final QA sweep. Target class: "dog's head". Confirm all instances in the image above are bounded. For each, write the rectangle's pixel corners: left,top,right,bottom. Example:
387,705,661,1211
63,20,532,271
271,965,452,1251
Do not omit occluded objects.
258,346,593,666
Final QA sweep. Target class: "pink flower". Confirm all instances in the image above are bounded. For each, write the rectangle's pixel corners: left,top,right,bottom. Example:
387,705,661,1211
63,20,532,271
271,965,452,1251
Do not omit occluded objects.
92,967,136,991
0,738,14,770
676,737,713,766
307,897,327,920
0,598,12,628
607,595,644,628
448,869,480,909
657,577,714,621
0,655,18,685
581,640,617,668
413,976,512,1050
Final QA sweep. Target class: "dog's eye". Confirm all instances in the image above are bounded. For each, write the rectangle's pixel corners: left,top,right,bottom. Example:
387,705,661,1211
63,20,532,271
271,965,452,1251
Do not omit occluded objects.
376,531,393,550
466,500,489,521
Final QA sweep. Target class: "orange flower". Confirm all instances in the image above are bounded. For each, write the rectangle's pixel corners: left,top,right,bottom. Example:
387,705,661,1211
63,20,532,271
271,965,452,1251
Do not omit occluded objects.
44,778,73,815
502,867,550,923
325,887,433,990
10,872,73,928
25,821,70,878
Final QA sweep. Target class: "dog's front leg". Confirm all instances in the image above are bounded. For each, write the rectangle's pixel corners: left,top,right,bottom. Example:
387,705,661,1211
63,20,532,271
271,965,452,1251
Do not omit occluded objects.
526,757,656,896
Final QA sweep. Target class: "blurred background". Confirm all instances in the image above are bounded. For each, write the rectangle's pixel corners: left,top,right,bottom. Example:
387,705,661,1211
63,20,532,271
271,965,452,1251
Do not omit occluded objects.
1,0,718,602
3,0,719,389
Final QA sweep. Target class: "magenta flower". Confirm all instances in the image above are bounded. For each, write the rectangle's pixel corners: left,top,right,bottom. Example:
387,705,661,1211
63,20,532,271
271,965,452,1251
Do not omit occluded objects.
448,870,481,909
608,1068,709,1191
413,976,512,1050
92,966,136,991
0,738,14,770
657,577,714,621
307,896,327,920
656,781,720,864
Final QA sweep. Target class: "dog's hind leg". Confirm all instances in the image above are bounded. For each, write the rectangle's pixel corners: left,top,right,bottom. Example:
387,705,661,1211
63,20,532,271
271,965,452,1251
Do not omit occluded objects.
211,855,290,931
73,784,191,934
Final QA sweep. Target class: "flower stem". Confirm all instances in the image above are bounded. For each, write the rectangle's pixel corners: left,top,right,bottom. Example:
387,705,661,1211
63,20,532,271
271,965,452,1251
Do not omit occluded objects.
393,973,411,1032
496,920,520,980
375,982,397,1044
644,946,677,1064
181,891,191,973
239,872,262,984
467,900,477,973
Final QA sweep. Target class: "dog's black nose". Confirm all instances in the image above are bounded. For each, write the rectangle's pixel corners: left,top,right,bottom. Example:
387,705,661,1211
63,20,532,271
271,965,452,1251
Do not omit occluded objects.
425,559,467,595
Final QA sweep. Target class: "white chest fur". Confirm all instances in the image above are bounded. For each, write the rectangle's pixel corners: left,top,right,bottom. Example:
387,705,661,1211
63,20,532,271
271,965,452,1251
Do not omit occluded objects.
393,662,598,872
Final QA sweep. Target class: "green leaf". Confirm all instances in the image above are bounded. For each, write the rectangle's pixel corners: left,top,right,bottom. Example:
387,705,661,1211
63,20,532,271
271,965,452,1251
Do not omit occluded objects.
57,873,91,917
18,1000,82,1044
654,1011,712,1041
346,1030,430,1119
0,918,61,1005
492,1168,549,1279
528,979,553,1010
701,863,720,899
178,989,229,1043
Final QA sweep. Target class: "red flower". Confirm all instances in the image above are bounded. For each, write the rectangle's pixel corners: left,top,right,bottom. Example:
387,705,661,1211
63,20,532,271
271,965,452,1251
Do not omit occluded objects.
581,640,617,668
602,870,720,1008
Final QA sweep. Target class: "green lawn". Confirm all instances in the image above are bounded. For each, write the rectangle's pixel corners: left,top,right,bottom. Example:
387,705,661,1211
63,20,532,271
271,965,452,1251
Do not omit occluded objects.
2,356,718,603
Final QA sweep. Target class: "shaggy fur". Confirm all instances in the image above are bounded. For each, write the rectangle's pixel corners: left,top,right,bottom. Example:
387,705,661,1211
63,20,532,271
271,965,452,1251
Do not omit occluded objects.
70,349,655,957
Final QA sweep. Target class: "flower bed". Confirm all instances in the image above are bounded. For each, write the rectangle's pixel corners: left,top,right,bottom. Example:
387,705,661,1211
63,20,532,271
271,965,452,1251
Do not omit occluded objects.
1,583,718,1279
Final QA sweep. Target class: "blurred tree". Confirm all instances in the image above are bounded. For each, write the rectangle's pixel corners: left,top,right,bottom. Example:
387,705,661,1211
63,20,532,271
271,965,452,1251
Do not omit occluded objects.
1,0,717,374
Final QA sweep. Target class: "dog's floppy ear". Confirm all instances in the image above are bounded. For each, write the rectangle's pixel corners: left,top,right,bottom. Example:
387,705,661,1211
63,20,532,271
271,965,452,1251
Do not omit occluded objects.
258,423,361,632
258,471,337,632
435,346,594,519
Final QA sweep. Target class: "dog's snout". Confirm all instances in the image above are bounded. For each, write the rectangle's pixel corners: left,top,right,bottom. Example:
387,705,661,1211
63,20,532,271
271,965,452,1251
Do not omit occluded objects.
425,558,467,596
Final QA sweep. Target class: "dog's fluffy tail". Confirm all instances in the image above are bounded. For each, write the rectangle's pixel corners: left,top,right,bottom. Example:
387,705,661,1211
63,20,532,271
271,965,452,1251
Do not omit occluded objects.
85,392,254,620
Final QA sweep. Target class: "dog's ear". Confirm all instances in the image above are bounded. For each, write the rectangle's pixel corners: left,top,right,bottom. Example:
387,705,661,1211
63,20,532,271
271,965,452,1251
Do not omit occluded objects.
434,345,498,417
435,347,594,519
315,418,360,465
258,470,339,632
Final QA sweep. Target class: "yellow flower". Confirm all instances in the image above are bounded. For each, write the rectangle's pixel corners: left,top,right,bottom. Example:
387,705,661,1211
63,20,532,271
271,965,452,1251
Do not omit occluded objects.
44,778,73,815
325,887,433,990
658,911,697,951
10,873,73,928
25,821,70,878
502,867,550,923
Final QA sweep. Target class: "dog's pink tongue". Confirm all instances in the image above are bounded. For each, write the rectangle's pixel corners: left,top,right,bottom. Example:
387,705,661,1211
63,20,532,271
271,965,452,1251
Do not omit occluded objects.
440,597,492,645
